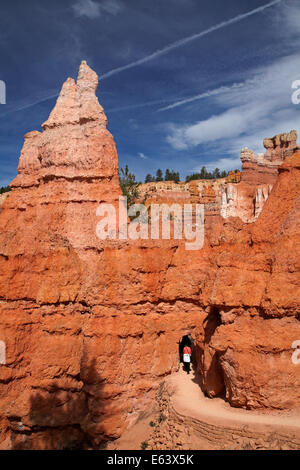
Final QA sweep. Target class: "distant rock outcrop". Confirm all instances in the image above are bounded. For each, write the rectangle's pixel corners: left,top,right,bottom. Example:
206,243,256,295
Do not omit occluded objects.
0,63,299,449
139,131,299,224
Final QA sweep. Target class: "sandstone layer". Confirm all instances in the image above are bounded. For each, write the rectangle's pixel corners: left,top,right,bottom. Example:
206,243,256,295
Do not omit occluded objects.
0,62,299,449
145,370,300,450
139,130,299,224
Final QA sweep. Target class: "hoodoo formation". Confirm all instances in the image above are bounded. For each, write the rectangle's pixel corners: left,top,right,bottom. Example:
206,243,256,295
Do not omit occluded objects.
138,129,299,223
0,62,299,450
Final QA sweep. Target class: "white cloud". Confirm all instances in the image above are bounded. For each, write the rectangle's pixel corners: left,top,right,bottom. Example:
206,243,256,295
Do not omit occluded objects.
138,152,148,160
162,0,300,171
194,157,242,173
101,0,122,15
166,125,189,150
167,108,253,149
72,0,121,19
73,0,101,18
166,51,300,155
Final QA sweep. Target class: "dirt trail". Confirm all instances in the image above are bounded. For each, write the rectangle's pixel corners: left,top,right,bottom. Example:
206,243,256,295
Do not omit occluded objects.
107,366,300,450
145,366,300,450
171,367,300,430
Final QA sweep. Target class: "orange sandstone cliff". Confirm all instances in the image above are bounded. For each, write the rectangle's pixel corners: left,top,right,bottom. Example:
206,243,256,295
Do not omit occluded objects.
0,62,299,449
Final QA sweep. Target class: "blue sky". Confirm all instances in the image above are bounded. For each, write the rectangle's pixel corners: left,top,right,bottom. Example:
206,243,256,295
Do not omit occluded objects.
1,0,300,184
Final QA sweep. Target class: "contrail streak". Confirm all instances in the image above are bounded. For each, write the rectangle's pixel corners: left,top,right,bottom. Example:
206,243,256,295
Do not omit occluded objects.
0,92,59,119
107,98,176,113
0,90,116,118
107,82,247,113
157,82,247,112
101,0,281,80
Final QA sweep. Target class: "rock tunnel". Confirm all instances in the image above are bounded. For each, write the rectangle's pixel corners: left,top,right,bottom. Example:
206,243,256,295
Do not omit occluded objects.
175,307,226,401
178,334,195,365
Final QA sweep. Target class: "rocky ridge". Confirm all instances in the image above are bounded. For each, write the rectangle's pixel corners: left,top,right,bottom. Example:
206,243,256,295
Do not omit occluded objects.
0,62,299,449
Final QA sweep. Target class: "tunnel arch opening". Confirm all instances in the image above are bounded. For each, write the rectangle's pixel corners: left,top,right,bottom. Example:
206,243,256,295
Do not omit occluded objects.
179,334,195,365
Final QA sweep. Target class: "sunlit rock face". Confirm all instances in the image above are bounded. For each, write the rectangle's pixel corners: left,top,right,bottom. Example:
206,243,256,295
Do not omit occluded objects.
0,63,299,450
201,152,300,409
223,130,299,222
139,130,299,224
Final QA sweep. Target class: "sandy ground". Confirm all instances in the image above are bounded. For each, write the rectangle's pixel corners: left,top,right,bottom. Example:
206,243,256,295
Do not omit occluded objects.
171,366,300,430
106,412,157,450
107,365,300,450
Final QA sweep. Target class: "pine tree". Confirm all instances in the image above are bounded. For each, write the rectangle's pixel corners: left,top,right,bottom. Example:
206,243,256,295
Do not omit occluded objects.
145,174,153,183
200,166,207,179
0,186,11,194
173,171,180,183
165,169,171,181
213,168,221,179
119,165,140,207
156,169,163,182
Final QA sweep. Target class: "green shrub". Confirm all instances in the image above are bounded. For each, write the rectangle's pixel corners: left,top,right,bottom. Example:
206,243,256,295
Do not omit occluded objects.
140,440,148,450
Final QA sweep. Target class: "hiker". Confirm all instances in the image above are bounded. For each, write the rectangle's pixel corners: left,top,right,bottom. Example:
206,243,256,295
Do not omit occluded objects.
183,344,192,374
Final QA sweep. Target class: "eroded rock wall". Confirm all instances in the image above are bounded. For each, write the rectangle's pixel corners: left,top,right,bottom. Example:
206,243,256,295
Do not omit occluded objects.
139,130,299,224
198,153,300,409
0,62,207,449
0,63,299,449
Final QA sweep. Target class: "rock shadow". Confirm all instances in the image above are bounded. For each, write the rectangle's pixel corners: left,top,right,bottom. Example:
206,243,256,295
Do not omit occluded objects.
192,307,226,399
10,358,108,450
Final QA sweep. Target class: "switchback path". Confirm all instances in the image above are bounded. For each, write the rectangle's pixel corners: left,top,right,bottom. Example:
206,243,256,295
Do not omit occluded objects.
172,367,300,429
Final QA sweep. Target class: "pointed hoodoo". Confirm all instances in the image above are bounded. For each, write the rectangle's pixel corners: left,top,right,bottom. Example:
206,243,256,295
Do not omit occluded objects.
11,61,119,189
42,60,107,130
